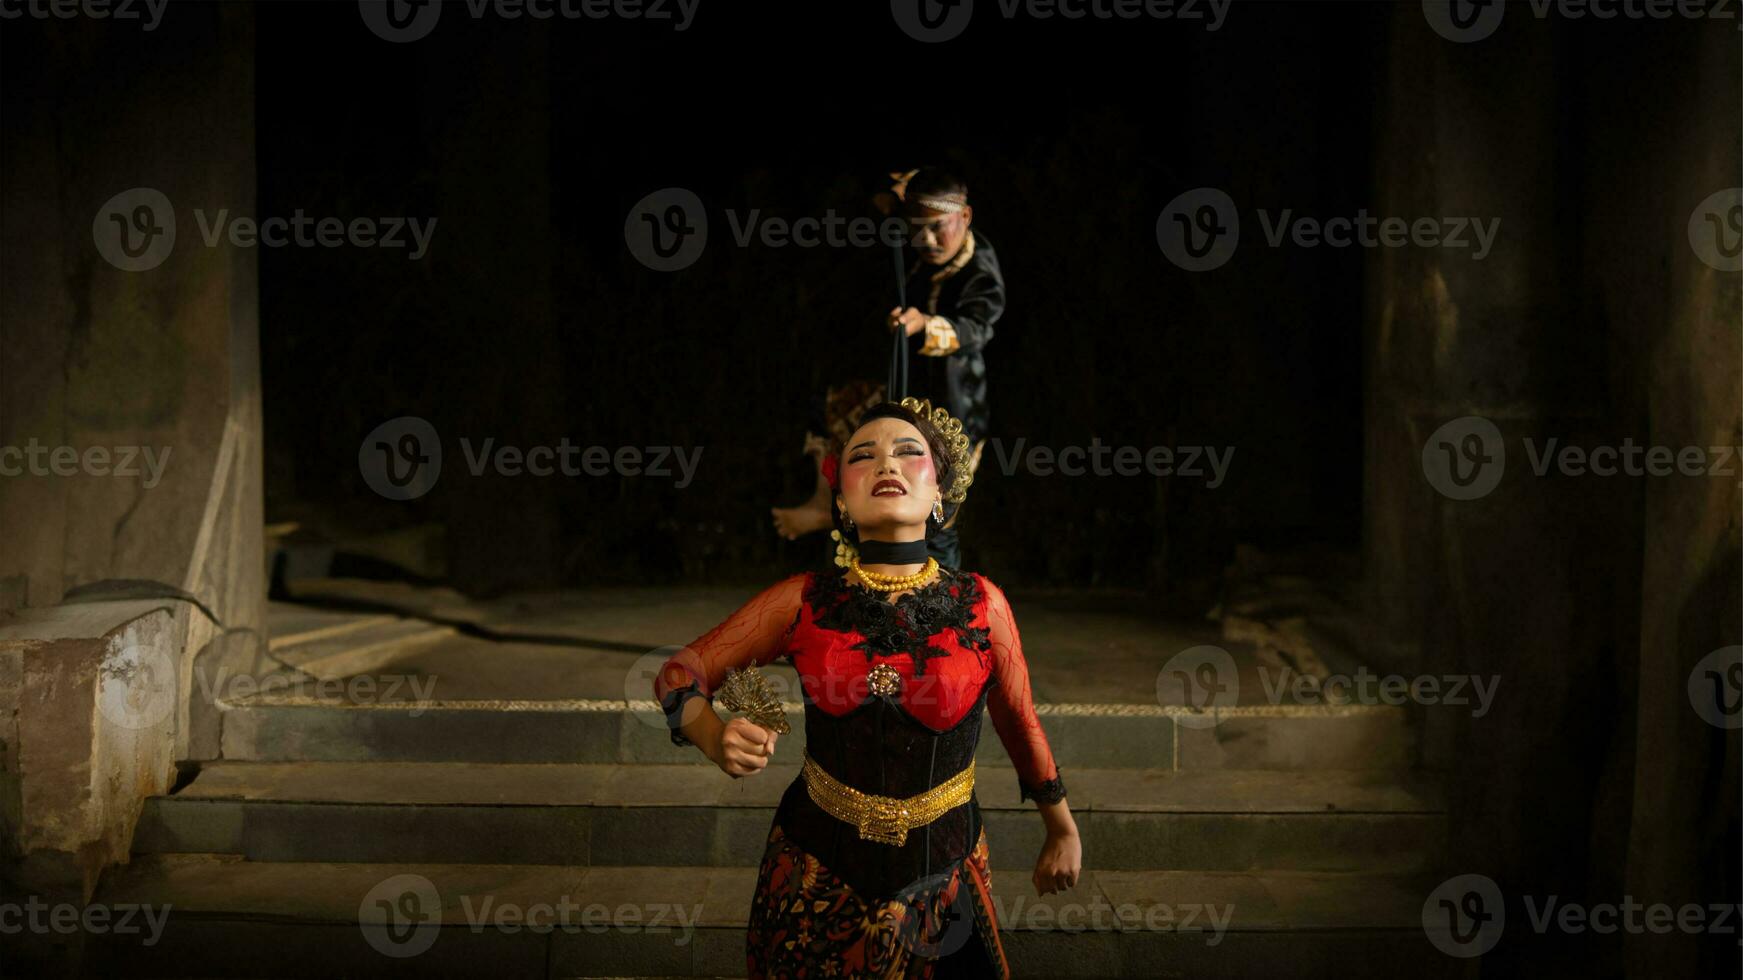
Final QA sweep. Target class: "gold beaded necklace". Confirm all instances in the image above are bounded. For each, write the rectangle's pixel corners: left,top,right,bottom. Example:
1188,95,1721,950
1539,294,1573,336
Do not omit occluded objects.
849,555,938,593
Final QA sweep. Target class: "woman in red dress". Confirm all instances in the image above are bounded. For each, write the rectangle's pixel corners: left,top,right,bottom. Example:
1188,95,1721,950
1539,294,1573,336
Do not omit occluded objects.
655,399,1082,978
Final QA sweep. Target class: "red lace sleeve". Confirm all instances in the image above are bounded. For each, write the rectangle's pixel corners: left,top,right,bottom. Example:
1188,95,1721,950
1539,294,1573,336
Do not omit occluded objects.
981,576,1067,804
652,573,806,747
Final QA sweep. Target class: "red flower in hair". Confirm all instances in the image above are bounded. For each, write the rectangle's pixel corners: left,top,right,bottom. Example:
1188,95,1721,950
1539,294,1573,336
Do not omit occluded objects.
820,453,840,490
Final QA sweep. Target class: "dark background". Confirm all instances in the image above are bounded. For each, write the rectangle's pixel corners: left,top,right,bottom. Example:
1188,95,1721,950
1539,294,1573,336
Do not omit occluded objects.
257,1,1371,603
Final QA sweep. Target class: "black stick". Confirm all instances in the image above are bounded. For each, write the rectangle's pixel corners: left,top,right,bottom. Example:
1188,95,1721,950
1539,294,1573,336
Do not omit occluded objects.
888,240,909,400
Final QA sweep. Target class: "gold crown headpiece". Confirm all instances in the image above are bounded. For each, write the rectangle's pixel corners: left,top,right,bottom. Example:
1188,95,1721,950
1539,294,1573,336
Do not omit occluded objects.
899,396,974,505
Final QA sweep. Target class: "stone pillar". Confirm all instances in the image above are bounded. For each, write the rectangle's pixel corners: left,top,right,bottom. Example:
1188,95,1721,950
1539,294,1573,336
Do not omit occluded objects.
1368,8,1625,893
1368,8,1740,975
1578,21,1742,980
0,5,262,898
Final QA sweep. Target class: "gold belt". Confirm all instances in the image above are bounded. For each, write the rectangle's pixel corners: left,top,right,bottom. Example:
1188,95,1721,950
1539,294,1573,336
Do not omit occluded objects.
801,750,974,847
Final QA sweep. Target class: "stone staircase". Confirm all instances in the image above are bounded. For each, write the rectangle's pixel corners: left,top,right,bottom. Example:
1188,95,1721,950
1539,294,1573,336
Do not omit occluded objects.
57,585,1459,978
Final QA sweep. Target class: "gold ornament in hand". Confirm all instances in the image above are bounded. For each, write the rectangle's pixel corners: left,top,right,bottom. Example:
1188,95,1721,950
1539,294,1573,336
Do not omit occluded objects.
715,664,792,735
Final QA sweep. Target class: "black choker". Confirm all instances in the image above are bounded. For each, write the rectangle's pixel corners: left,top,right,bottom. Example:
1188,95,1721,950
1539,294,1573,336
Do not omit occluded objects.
855,539,931,565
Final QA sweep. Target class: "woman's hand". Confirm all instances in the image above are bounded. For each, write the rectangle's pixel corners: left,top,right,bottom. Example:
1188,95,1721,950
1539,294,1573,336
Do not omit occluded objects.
1032,828,1082,896
709,717,779,777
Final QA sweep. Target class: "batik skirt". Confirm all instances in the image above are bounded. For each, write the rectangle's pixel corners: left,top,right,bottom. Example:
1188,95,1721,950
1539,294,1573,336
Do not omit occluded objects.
745,821,1010,979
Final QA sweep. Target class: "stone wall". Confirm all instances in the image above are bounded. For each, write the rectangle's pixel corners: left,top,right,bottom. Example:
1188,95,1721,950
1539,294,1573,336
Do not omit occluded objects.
1366,9,1740,976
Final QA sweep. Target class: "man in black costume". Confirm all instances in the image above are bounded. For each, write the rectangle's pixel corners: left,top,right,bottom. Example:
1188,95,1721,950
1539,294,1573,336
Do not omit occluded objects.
884,166,1006,568
772,166,1006,570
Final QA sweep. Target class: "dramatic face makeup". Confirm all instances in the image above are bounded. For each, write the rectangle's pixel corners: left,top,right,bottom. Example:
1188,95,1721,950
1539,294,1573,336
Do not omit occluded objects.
836,417,940,532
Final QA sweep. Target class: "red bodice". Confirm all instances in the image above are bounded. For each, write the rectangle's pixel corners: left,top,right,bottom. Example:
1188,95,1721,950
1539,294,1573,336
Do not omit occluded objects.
787,568,995,731
654,567,1066,807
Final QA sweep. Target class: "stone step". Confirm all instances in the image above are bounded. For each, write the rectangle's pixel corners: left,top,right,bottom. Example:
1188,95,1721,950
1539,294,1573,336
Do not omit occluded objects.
267,612,454,683
218,694,1416,771
44,855,1463,978
266,603,401,652
133,762,1444,873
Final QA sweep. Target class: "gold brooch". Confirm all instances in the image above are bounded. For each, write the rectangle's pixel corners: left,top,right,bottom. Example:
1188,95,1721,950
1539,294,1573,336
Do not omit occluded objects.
867,662,902,697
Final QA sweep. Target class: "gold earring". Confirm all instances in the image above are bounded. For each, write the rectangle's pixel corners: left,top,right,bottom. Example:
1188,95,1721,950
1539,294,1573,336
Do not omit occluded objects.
932,497,944,524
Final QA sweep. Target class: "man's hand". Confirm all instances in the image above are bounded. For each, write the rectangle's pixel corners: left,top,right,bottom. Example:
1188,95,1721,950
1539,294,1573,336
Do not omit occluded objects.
709,717,780,777
887,306,927,337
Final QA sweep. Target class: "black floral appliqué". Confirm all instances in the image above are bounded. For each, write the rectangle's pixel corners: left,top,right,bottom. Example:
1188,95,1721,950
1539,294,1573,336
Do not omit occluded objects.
804,568,993,676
